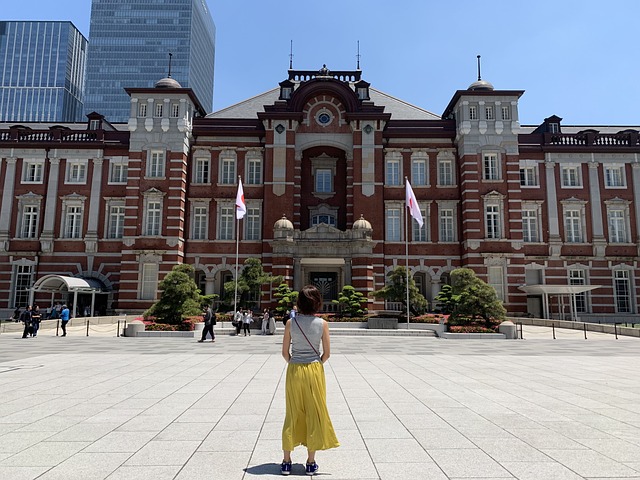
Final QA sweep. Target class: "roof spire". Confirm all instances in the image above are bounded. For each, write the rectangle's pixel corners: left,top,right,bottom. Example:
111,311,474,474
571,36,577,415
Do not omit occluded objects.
289,40,293,69
476,54,482,81
168,52,173,78
356,40,361,70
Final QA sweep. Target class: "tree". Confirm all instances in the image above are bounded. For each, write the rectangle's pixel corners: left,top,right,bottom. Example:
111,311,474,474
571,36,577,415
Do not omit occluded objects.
434,284,457,314
145,264,208,325
332,285,367,317
223,258,282,310
273,283,298,318
372,266,428,315
448,268,506,326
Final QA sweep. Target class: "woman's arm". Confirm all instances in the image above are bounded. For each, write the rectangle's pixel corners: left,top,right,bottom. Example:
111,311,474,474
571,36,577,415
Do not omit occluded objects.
320,320,331,364
282,320,291,362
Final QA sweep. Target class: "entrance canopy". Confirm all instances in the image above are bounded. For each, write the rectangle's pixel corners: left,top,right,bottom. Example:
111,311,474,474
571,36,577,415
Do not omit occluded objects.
32,275,104,293
518,284,600,321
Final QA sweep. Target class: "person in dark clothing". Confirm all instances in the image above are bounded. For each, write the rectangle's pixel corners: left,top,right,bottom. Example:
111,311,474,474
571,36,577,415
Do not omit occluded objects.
31,305,41,337
13,307,21,322
20,306,33,338
198,306,216,343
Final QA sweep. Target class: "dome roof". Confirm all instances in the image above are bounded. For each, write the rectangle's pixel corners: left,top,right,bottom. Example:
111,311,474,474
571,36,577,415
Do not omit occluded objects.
155,77,182,89
467,79,494,91
352,214,372,230
274,215,294,230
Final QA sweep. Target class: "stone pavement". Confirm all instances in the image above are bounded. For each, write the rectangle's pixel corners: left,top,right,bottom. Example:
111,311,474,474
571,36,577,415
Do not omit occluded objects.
0,327,639,479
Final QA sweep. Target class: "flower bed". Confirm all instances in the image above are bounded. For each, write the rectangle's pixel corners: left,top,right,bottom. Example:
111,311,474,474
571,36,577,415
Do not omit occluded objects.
448,325,498,334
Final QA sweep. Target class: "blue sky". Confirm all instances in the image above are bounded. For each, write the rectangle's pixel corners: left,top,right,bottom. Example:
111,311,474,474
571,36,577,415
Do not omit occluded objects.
5,0,639,125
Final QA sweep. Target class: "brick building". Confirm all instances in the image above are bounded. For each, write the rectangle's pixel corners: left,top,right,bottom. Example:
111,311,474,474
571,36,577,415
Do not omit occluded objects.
0,66,638,321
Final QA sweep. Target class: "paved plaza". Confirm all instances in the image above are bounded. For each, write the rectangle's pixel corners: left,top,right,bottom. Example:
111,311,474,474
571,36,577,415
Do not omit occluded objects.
0,326,639,480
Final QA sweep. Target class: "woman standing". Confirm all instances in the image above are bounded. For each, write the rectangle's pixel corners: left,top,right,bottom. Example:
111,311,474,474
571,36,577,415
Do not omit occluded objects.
261,308,269,335
281,285,339,476
242,309,253,336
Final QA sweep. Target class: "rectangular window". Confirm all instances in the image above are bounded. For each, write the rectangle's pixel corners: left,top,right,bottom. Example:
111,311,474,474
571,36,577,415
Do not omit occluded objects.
171,104,180,118
247,158,262,185
23,162,43,183
469,106,477,120
146,201,161,236
549,123,559,134
192,206,208,240
110,162,128,183
438,160,454,186
488,266,505,301
519,166,538,186
605,166,625,187
194,158,209,184
67,163,87,183
219,206,234,240
614,270,631,313
412,208,427,242
608,209,627,243
13,264,33,308
140,263,158,300
221,158,235,184
315,168,332,193
386,207,401,241
155,103,163,117
138,103,147,117
501,106,511,120
569,270,587,313
386,158,400,186
522,209,539,242
483,153,499,180
89,119,101,130
148,151,165,178
439,209,454,242
246,206,261,240
412,159,427,186
565,210,582,242
21,205,39,238
65,206,83,238
107,205,125,239
485,106,494,120
486,205,500,239
561,166,581,187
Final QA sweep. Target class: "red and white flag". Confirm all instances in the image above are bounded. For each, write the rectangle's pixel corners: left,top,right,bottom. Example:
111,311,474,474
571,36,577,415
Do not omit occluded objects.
235,178,246,219
405,180,423,228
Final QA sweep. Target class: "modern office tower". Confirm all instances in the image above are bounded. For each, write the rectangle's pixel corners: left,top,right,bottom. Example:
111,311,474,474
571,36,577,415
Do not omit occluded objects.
84,0,216,122
0,21,87,122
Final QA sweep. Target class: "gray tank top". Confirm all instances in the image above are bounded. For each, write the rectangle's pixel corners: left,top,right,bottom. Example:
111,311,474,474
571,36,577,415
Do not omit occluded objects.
289,314,324,364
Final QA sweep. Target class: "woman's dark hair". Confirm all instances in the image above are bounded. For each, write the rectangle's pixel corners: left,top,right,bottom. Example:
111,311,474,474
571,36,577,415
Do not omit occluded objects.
296,285,323,314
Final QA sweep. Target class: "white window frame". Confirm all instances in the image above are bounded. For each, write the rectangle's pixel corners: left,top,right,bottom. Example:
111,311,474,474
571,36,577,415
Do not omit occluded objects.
245,203,261,241
521,207,540,243
519,165,539,187
218,203,235,240
147,150,165,178
563,207,585,243
411,153,428,186
613,269,633,314
219,151,237,185
438,158,454,186
66,161,87,184
604,165,626,188
193,157,210,184
385,204,402,242
106,202,125,239
145,201,162,236
561,165,582,187
437,201,457,242
483,153,500,181
549,122,560,134
569,268,588,313
501,106,511,120
64,205,84,239
412,205,428,242
606,202,631,243
12,263,34,308
171,103,180,118
485,106,494,120
138,103,147,118
246,152,263,185
154,102,163,118
23,161,44,183
20,204,39,239
469,105,477,120
109,158,128,184
192,204,208,240
140,263,158,300
385,152,402,186
488,265,505,300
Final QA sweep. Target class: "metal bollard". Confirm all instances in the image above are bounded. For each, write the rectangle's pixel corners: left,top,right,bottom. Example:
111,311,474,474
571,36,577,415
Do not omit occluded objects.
86,319,90,336
117,320,120,337
614,323,618,340
552,323,556,340
56,320,60,336
583,322,587,340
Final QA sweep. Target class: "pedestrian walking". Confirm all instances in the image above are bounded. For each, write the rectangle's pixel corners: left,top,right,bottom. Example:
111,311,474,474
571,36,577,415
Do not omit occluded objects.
198,306,216,343
261,308,269,335
60,304,70,336
242,310,253,336
280,285,339,476
20,306,33,338
31,305,41,337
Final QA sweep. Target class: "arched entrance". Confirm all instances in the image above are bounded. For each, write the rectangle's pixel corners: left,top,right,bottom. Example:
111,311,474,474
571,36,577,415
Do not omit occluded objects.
30,275,108,317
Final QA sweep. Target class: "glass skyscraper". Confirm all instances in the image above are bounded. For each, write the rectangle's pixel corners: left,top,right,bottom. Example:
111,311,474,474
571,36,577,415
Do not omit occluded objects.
0,21,87,122
84,0,216,122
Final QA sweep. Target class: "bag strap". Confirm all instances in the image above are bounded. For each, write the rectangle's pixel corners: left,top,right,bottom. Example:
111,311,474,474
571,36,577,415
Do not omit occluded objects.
293,317,321,359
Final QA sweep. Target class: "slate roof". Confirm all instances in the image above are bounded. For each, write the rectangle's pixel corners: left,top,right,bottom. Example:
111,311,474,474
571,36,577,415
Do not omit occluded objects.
207,87,440,120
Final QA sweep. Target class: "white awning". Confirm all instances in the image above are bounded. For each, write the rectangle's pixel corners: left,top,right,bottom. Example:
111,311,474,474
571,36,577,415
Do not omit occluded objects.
518,285,600,295
32,275,104,293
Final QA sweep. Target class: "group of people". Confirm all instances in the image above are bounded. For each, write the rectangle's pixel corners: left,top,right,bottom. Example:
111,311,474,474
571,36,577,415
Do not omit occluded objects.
233,309,255,336
15,303,70,338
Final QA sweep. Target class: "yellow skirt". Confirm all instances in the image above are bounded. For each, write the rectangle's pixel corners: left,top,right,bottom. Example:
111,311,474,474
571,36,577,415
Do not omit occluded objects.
282,362,340,452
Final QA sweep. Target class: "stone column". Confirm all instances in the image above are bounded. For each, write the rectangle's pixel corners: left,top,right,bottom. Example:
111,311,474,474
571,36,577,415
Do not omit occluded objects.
84,158,103,253
0,157,17,248
545,158,561,256
293,257,302,291
588,158,606,257
632,161,640,256
40,157,60,253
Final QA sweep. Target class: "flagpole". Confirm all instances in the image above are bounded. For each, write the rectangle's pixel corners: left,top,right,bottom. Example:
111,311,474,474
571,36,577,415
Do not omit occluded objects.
405,177,410,329
233,175,243,316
